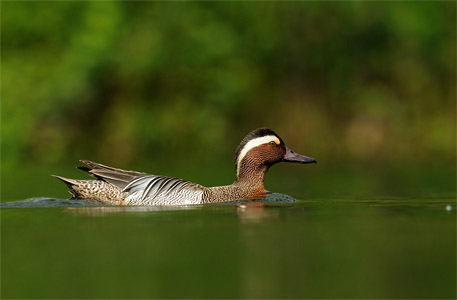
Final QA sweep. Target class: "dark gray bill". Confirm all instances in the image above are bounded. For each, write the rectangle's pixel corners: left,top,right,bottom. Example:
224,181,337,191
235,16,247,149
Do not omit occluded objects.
283,147,317,164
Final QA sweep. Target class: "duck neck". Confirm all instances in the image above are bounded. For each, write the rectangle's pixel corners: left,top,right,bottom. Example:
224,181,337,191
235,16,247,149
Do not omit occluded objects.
203,163,268,203
234,162,268,193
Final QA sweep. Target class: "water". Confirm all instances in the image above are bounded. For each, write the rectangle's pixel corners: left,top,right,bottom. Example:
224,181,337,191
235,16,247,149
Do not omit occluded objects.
1,196,455,299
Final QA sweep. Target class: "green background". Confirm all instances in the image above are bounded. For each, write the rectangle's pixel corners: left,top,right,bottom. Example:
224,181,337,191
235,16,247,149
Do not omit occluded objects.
2,1,456,199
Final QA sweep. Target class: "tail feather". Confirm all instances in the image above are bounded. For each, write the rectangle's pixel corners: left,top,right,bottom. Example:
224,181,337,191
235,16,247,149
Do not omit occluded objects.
51,175,80,187
51,175,80,197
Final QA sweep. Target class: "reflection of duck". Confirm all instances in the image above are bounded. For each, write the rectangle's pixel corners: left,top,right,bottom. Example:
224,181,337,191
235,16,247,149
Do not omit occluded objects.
65,205,198,217
54,128,316,206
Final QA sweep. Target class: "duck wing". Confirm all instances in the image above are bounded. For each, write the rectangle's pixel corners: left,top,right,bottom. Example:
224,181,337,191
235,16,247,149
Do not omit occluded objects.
78,160,146,189
122,175,206,205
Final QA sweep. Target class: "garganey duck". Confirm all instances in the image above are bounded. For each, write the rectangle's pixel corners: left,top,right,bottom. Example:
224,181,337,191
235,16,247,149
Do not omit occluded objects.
53,128,316,205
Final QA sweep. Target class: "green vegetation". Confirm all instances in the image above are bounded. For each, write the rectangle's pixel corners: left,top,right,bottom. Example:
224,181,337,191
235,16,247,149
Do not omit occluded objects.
1,2,455,200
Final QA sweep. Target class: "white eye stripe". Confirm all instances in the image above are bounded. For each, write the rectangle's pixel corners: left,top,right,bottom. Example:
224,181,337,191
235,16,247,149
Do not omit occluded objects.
236,135,280,175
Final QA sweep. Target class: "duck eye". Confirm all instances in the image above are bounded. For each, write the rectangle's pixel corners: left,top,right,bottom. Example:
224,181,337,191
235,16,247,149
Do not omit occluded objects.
270,141,277,146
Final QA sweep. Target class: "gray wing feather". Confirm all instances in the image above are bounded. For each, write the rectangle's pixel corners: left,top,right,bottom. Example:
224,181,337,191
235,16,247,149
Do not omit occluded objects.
140,176,164,200
79,160,146,189
122,176,156,192
123,175,205,205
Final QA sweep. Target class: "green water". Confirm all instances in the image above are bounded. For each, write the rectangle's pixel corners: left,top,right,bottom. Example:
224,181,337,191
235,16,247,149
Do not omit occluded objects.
1,164,456,298
1,198,455,299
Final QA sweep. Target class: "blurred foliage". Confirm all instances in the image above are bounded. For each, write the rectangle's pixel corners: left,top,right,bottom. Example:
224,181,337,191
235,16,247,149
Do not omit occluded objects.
1,2,456,196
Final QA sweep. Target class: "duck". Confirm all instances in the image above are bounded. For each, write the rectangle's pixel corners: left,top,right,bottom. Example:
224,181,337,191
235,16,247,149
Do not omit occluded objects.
53,128,316,206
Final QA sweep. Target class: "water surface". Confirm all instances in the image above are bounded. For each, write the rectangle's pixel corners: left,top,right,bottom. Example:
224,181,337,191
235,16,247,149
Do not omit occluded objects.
1,196,455,299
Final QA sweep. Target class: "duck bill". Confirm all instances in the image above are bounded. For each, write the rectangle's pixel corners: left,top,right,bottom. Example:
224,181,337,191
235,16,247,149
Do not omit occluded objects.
283,147,317,164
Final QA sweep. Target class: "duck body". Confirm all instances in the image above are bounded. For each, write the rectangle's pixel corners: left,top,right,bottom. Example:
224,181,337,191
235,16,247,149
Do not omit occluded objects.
54,128,316,206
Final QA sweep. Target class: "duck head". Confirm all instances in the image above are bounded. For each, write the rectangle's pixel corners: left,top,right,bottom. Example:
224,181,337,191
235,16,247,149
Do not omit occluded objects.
234,128,316,185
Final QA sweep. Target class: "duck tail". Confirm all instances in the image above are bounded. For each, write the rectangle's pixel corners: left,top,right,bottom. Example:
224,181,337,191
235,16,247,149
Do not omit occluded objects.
51,175,81,197
52,174,124,204
52,175,79,187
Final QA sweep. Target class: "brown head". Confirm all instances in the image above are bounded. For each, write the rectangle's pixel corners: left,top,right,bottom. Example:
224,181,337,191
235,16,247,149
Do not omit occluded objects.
234,128,316,185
